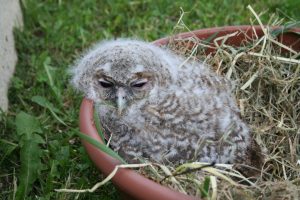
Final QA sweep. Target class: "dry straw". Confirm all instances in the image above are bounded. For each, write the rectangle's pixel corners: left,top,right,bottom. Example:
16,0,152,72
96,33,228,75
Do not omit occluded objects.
157,5,300,199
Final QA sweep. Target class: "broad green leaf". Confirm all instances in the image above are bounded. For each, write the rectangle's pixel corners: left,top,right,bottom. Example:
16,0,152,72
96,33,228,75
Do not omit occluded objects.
19,133,45,146
16,112,42,136
74,130,126,164
16,134,44,200
31,96,66,125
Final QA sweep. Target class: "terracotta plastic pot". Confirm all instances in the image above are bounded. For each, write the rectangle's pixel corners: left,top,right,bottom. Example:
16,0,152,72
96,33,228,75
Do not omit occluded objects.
79,26,300,200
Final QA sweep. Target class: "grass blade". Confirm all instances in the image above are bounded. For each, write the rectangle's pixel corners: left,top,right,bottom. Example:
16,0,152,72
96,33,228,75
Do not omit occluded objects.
200,176,210,197
31,96,66,125
74,130,126,164
0,139,18,166
93,107,105,142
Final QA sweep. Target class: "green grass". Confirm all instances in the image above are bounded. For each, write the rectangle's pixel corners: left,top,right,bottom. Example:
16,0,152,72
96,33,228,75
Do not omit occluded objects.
0,0,299,199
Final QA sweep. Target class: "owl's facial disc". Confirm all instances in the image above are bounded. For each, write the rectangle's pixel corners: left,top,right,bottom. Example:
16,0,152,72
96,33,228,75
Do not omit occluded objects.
116,79,149,115
95,71,154,115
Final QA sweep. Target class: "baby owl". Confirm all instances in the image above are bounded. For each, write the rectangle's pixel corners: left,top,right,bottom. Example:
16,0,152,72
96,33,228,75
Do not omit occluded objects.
71,39,263,174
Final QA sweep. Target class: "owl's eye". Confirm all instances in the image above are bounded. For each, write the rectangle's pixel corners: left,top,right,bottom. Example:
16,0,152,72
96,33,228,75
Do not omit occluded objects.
98,80,114,88
131,79,148,88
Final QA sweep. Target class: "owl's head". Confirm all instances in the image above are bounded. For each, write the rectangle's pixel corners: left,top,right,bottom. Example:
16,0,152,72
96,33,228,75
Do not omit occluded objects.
71,39,178,115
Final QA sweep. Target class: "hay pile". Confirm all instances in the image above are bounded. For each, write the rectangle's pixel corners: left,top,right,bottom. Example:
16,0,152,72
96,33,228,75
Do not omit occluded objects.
140,6,300,200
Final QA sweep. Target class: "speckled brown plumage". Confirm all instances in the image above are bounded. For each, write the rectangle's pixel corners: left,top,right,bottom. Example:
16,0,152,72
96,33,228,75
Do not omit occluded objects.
71,39,264,175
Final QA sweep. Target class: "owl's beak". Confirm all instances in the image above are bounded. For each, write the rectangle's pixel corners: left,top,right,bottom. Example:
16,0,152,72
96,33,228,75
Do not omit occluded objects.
117,87,126,115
